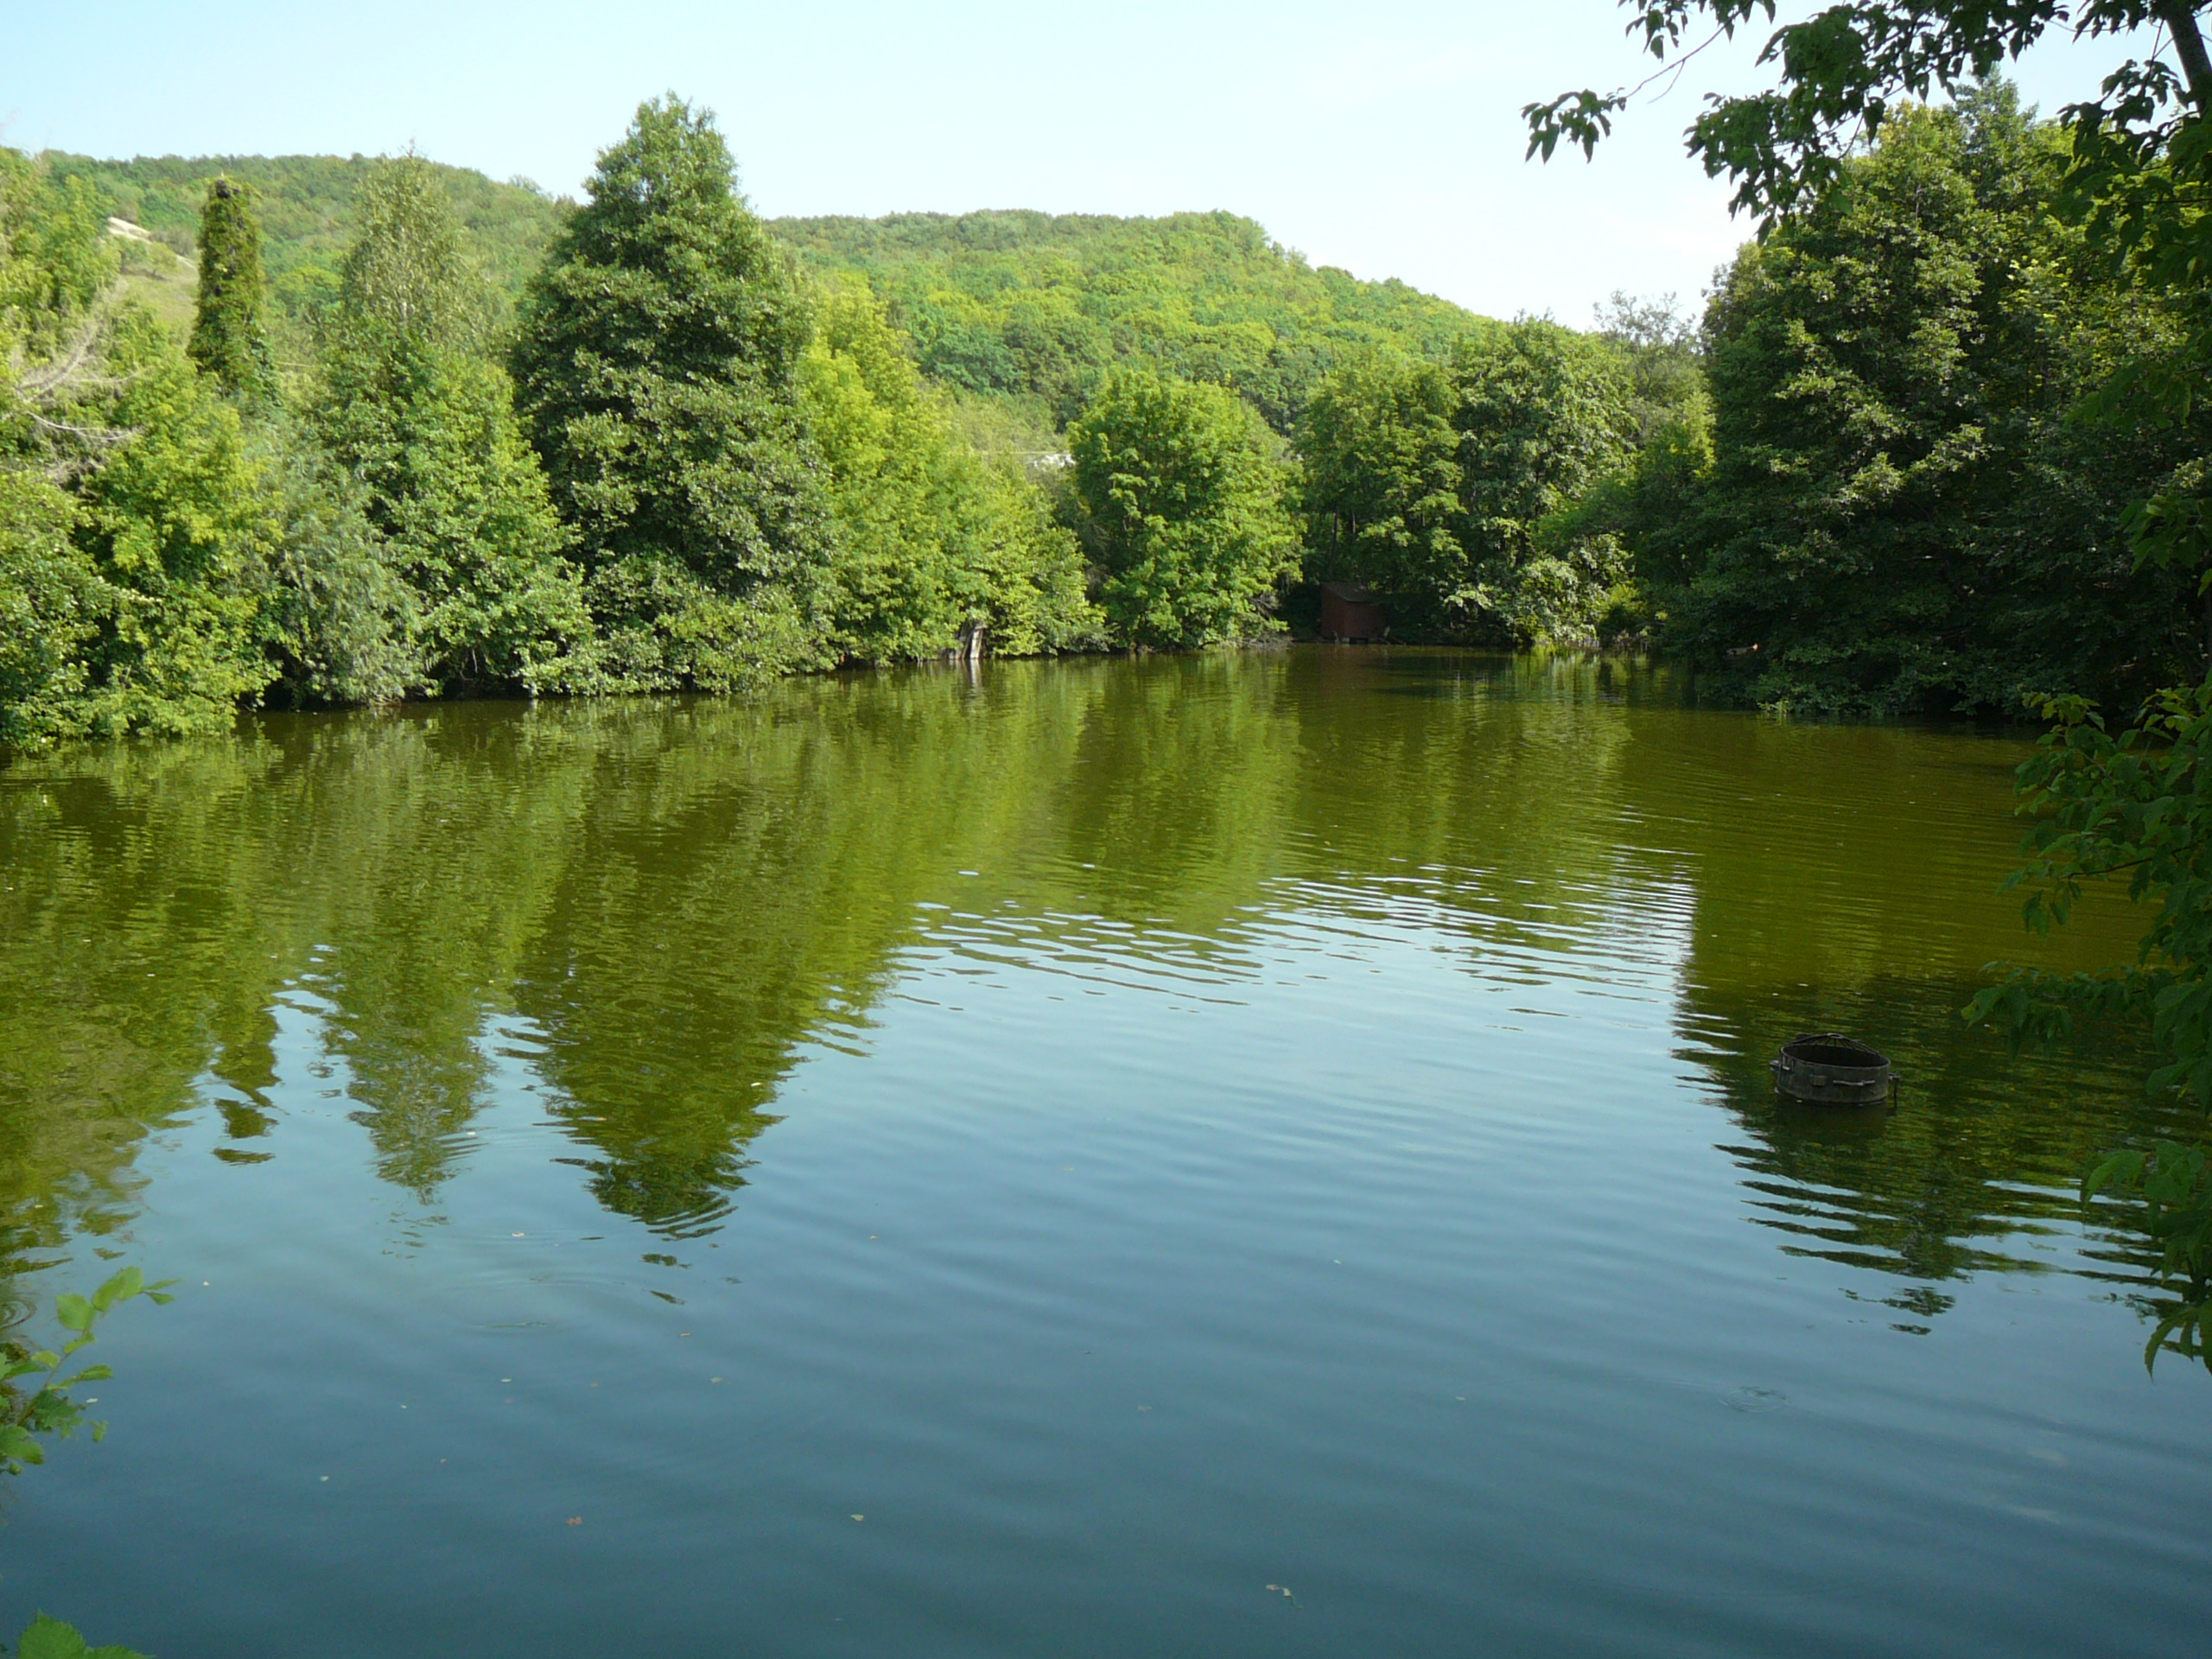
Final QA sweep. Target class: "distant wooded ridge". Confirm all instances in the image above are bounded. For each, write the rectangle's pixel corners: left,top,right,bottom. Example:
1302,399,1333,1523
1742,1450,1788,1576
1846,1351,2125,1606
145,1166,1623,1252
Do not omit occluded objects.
42,152,1494,433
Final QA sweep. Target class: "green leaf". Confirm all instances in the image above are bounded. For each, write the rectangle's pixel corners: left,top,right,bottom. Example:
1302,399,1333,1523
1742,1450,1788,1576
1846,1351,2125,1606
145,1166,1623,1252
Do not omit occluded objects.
52,1296,92,1335
17,1613,92,1659
2082,1151,2145,1203
16,1612,148,1659
91,1268,142,1314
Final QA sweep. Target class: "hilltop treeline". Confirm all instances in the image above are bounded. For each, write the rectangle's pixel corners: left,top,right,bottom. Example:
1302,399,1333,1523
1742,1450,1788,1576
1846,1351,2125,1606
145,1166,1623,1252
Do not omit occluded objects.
777,209,1491,433
48,151,569,330
3,83,2203,747
51,156,1490,426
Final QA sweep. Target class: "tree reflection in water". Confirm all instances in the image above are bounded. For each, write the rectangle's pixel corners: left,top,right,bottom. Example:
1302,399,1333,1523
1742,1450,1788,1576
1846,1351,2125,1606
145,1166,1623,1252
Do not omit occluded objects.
0,650,2193,1366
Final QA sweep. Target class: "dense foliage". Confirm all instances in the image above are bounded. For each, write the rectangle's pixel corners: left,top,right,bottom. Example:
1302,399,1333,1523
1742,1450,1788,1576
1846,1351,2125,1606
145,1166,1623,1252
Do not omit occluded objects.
777,210,1492,432
318,155,591,695
1299,321,1643,643
511,97,834,690
1066,371,1300,646
799,282,1095,661
1632,90,2199,715
0,149,283,742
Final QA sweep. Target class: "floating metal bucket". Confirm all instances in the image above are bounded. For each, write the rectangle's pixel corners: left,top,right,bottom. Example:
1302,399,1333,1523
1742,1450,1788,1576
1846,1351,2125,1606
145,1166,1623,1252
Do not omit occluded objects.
1770,1033,1897,1106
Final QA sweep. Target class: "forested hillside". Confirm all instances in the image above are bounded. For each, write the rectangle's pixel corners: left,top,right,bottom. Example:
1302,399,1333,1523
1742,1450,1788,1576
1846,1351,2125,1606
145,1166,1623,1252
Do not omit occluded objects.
41,158,1492,435
778,211,1491,430
44,153,569,323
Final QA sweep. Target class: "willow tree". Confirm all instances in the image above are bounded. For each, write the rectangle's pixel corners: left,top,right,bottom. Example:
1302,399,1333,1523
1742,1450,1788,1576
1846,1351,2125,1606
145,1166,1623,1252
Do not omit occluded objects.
187,179,270,398
511,96,831,690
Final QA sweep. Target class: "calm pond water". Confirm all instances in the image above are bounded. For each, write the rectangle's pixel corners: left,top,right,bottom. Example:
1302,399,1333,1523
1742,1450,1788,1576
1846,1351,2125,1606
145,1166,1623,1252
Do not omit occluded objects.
0,648,2203,1656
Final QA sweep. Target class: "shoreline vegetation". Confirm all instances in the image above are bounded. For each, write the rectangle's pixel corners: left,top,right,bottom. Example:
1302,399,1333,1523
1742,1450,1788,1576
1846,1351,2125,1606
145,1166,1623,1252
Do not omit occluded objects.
9,82,2200,753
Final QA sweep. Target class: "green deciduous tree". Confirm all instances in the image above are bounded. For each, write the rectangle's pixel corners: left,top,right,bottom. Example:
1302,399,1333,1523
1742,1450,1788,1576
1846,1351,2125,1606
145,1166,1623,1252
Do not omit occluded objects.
188,179,272,398
511,96,831,690
73,309,282,734
254,416,422,707
799,282,1094,661
1299,323,1638,642
1646,92,2197,714
329,149,490,353
2,154,129,746
1452,323,1639,641
1067,370,1300,647
1298,353,1465,603
0,471,103,747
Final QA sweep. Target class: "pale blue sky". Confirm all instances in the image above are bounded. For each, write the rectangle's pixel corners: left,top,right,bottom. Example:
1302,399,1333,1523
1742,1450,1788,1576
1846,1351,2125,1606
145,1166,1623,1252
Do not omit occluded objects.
2,1,2160,321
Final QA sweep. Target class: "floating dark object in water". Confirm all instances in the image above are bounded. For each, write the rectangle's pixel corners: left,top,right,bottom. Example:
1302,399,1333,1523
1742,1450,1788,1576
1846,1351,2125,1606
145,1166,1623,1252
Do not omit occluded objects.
1770,1033,1897,1105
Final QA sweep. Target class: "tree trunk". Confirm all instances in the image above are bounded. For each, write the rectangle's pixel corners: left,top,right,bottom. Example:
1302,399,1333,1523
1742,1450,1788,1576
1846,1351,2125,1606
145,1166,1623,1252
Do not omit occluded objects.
2156,3,2212,112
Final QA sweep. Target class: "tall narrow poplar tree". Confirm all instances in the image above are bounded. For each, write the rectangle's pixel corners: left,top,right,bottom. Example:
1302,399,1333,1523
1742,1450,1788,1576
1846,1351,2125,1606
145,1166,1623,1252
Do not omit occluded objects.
187,179,270,397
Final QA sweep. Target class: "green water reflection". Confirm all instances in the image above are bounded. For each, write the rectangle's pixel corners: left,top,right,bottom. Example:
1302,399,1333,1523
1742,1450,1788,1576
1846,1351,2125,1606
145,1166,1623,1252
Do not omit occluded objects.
0,649,2182,1341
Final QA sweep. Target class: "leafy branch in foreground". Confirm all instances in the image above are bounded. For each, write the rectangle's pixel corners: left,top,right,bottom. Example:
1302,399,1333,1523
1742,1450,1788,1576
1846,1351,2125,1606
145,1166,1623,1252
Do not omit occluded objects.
1964,687,2212,1369
0,1265,173,1474
2082,1141,2212,1370
8,1611,146,1659
1964,688,2212,1101
1523,2,2209,223
0,1268,171,1657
